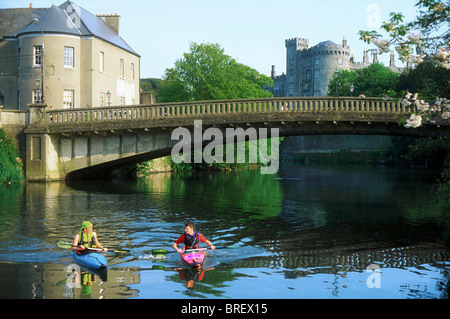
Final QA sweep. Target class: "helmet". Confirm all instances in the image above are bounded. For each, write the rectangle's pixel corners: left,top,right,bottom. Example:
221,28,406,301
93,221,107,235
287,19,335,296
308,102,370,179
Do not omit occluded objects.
81,221,93,230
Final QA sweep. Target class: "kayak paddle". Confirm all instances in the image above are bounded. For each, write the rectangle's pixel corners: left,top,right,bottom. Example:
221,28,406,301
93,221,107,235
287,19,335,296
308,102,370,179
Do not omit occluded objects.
55,240,129,256
151,245,239,255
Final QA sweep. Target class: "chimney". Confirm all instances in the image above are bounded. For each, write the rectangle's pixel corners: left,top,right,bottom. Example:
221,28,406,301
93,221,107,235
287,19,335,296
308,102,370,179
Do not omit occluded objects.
97,14,120,35
390,50,395,67
30,3,32,8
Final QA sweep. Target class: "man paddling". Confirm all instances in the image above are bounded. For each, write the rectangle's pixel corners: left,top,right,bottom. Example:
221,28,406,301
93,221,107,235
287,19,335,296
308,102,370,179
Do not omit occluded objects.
172,221,215,253
72,221,108,253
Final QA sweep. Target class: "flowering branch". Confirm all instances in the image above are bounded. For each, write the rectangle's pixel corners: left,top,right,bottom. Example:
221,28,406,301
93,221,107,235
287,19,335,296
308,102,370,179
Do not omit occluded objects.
359,1,450,69
402,92,450,128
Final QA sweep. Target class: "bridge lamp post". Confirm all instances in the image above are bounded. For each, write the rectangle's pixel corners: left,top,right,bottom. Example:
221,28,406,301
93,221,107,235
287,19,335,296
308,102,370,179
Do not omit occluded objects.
33,18,44,103
350,84,354,97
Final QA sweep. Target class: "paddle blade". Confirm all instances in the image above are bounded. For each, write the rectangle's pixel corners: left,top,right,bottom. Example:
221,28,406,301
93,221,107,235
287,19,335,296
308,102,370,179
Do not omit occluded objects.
56,240,72,249
113,249,130,256
152,249,169,255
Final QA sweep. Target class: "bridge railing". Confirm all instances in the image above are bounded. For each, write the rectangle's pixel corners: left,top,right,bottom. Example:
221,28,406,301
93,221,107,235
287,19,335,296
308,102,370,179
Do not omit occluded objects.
45,97,414,125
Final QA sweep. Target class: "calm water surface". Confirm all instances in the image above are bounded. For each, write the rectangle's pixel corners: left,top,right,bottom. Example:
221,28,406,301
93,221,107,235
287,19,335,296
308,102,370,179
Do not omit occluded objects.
0,164,449,299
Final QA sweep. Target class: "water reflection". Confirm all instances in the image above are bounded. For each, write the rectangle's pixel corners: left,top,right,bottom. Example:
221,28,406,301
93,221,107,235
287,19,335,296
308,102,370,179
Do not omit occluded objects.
0,164,449,298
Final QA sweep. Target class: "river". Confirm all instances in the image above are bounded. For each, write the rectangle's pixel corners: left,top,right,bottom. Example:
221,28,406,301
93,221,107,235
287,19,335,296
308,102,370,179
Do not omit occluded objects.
0,163,449,300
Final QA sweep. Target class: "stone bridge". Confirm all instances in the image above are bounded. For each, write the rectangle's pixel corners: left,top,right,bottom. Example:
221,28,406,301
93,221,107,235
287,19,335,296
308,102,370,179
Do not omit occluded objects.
14,97,450,181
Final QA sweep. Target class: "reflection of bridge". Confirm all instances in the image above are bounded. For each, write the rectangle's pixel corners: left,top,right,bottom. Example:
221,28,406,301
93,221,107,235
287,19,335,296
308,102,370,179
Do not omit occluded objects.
19,97,449,181
234,245,450,274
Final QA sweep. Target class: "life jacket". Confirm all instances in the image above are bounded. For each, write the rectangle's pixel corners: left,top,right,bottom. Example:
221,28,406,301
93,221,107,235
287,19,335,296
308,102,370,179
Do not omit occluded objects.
184,231,199,249
78,231,97,249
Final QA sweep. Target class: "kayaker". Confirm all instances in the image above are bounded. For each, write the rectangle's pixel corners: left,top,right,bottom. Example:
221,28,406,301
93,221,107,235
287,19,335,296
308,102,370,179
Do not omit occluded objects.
72,221,108,253
172,221,215,253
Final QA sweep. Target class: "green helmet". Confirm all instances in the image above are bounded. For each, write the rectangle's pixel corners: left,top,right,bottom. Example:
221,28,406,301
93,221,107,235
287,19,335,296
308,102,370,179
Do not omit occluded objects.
81,221,93,230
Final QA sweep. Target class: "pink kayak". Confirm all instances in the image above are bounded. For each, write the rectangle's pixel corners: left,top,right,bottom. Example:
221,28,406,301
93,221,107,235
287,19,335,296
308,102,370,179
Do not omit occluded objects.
180,248,207,268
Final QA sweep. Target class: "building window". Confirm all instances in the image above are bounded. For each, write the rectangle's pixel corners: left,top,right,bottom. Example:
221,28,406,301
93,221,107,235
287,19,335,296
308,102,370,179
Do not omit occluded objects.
100,51,104,72
306,70,311,80
315,58,320,65
32,89,42,103
338,58,343,65
63,90,74,108
64,47,74,67
34,45,42,66
314,70,320,78
131,63,135,81
120,59,124,78
120,97,125,105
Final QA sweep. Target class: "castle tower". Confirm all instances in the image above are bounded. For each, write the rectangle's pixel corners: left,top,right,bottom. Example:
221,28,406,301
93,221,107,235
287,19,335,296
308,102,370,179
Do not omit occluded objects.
285,38,308,96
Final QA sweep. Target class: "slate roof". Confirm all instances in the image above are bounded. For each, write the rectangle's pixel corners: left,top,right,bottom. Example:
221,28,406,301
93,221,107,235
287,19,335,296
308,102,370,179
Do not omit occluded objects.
4,1,139,56
317,40,337,47
0,7,47,38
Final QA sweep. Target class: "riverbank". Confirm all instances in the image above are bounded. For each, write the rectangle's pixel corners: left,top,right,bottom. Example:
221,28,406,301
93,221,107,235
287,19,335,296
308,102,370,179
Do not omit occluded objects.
0,128,23,185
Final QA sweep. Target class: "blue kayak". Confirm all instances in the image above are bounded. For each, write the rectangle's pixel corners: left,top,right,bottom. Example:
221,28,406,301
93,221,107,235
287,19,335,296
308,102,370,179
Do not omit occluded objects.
72,251,108,270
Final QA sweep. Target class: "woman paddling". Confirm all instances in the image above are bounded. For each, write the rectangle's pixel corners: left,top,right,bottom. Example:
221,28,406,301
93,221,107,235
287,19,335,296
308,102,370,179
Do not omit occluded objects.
72,221,108,253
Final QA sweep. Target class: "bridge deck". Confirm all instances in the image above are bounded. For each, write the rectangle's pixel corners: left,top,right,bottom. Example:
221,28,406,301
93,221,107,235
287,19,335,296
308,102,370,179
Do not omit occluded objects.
44,97,416,132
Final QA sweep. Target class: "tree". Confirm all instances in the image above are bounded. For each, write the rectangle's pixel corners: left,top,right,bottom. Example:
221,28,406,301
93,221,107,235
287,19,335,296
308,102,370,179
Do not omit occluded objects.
140,78,163,95
159,42,273,102
327,69,356,97
395,61,450,103
327,63,399,97
155,42,278,173
359,0,450,69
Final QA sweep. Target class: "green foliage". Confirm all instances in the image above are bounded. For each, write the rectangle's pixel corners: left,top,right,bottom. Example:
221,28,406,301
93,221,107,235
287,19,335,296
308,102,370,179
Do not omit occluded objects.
436,167,450,202
141,42,278,173
168,137,283,173
386,137,450,168
395,61,450,103
0,129,24,185
327,63,399,97
411,0,450,52
140,78,164,95
359,0,450,65
328,61,450,103
159,42,273,102
404,137,450,168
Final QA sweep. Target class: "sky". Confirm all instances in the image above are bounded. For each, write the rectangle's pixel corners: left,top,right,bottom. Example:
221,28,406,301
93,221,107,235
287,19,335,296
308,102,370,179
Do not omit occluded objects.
1,0,420,79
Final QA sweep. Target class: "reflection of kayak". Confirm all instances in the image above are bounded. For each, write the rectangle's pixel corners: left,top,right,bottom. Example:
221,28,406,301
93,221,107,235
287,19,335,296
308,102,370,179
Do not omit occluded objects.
72,251,108,270
181,248,206,268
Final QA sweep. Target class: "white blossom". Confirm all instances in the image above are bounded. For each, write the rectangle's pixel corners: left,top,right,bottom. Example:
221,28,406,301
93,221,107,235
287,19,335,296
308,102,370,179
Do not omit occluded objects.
409,55,424,64
396,44,411,57
371,38,391,54
403,93,449,128
435,47,450,62
407,32,421,43
405,113,423,128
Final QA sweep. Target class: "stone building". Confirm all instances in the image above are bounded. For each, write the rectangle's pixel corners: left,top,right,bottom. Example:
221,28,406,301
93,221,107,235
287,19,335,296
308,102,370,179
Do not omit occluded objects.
271,37,403,97
0,1,140,110
271,36,404,158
